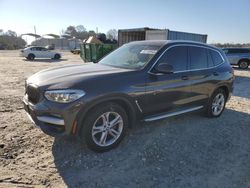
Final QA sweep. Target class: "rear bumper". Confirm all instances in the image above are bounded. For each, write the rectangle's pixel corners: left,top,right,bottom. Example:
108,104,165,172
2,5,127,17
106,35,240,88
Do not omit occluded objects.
23,94,83,137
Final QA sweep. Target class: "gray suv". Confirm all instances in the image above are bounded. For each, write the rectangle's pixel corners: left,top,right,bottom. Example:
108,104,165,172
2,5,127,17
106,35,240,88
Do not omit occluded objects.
23,41,234,152
222,48,250,69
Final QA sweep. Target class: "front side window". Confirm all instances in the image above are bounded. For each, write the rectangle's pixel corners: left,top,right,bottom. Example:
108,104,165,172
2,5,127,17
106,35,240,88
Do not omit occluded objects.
99,43,163,69
157,46,188,72
189,46,208,69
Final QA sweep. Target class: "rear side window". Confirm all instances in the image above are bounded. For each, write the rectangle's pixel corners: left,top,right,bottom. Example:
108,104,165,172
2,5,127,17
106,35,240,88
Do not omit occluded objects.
207,49,214,67
209,50,224,66
189,46,208,69
227,48,250,54
158,46,188,71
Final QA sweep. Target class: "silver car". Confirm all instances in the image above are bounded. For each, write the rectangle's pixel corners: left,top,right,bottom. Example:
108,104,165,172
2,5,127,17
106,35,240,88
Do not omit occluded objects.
222,48,250,69
20,46,61,60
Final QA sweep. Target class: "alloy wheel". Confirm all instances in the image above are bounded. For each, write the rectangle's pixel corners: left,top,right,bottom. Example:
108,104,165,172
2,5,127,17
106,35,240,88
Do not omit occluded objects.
91,111,123,147
211,93,225,116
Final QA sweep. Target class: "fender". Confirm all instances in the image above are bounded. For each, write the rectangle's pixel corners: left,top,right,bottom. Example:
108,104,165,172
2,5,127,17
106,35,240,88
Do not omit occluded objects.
75,93,140,136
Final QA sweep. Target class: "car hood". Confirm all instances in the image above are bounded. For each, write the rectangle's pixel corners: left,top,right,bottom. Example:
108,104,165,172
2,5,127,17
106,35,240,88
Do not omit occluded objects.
27,63,132,89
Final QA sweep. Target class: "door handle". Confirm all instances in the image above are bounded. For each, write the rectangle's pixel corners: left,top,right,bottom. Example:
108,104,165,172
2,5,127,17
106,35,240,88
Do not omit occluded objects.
181,76,189,80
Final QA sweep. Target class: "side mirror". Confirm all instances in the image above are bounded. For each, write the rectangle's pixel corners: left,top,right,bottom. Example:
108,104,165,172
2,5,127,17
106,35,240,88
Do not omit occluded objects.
155,64,173,74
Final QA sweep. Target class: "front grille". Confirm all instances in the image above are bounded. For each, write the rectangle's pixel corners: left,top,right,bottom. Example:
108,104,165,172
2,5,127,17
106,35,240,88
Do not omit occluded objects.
26,85,40,104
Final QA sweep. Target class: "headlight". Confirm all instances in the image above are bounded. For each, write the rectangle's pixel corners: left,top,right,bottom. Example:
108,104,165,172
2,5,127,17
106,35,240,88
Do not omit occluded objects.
44,90,85,103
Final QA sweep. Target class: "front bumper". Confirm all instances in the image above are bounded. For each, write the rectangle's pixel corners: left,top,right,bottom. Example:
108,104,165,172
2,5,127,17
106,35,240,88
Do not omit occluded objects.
23,94,83,137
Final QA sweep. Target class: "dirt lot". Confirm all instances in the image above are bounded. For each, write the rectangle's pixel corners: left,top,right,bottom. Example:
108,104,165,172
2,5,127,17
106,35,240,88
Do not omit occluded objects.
0,50,250,188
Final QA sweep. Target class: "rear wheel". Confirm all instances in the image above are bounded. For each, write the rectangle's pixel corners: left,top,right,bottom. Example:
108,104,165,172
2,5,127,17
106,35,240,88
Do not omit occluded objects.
27,54,35,60
80,103,128,152
205,89,226,117
238,60,249,69
54,54,61,59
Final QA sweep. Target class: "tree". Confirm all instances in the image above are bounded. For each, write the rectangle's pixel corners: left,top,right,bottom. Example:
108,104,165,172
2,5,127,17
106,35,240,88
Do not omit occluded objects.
0,29,3,35
0,34,26,50
76,25,86,33
75,25,88,40
97,33,107,43
88,30,96,37
107,29,118,40
6,30,17,37
65,26,77,37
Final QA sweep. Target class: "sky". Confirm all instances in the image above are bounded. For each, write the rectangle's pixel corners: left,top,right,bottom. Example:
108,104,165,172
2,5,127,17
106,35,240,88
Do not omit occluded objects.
0,0,250,44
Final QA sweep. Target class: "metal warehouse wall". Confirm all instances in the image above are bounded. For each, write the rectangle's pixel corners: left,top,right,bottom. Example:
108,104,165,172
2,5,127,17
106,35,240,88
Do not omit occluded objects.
118,27,208,46
167,30,207,43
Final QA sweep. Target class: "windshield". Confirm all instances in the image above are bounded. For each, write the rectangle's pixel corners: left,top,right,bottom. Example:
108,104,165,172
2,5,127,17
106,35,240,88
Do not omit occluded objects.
99,43,162,69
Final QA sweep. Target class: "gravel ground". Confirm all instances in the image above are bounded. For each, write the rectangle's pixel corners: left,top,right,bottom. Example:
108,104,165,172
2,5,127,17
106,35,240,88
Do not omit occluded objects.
0,50,249,188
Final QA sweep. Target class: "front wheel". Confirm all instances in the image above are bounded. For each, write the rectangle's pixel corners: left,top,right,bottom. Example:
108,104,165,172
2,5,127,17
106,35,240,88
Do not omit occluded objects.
205,89,226,118
238,60,249,69
80,103,128,152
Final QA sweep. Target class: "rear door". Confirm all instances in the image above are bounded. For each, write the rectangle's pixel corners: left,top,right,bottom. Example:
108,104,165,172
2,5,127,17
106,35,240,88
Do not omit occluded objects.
144,45,193,115
187,46,224,106
40,47,50,58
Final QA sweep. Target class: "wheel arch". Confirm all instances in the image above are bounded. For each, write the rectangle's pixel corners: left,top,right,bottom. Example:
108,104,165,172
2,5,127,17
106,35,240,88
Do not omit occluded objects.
238,58,250,64
28,53,35,57
212,85,230,101
75,95,138,136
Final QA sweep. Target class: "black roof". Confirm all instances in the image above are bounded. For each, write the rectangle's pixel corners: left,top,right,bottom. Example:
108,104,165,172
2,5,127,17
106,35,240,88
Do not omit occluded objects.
128,40,218,50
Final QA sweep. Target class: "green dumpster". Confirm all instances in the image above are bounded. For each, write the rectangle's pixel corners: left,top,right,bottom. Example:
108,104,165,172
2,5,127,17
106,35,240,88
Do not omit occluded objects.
80,43,117,63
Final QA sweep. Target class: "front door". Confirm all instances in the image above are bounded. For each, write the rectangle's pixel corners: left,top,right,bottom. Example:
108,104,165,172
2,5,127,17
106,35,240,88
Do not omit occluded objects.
143,46,193,115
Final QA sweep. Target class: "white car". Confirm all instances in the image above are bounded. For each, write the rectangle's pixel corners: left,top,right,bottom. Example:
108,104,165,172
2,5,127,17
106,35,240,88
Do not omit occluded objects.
20,46,61,60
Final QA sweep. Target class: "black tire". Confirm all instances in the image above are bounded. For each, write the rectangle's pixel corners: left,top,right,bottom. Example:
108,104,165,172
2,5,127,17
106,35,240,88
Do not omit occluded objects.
27,54,35,60
238,60,249,69
80,103,128,152
54,54,61,59
205,89,226,118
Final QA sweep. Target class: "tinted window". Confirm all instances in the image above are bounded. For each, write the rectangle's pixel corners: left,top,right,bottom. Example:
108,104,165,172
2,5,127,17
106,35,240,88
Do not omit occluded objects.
157,46,188,71
207,49,214,67
222,49,228,54
227,48,250,54
31,47,39,51
41,47,48,51
189,46,208,69
210,50,224,65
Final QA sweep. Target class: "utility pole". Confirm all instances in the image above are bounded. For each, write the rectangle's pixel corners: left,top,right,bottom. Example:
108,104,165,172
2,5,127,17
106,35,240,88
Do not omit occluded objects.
34,26,37,43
